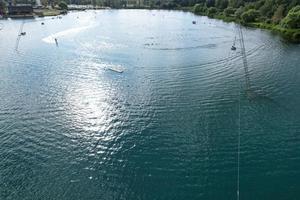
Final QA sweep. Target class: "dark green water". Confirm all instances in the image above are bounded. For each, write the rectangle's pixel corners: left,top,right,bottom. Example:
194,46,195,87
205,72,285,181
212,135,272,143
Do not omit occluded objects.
0,10,300,200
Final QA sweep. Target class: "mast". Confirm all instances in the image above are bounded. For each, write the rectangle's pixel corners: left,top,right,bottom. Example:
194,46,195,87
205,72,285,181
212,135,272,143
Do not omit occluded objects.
15,21,25,51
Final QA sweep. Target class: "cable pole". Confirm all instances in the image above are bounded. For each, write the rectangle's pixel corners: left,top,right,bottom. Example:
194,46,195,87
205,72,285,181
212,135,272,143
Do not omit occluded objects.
15,21,25,51
238,25,251,91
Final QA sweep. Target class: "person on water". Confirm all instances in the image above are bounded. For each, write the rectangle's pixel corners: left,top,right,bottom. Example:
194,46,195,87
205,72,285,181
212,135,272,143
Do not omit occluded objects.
54,38,58,46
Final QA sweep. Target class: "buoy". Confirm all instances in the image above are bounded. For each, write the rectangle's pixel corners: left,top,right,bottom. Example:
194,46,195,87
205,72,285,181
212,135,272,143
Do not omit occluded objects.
41,22,44,25
192,21,196,24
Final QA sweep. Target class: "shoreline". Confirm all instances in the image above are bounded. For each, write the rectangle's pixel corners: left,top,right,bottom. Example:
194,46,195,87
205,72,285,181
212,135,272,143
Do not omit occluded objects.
1,7,299,43
186,7,300,43
0,6,108,19
114,6,300,43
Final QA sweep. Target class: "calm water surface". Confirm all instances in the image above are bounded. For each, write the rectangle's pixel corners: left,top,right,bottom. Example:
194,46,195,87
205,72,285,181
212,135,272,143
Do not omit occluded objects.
0,10,300,200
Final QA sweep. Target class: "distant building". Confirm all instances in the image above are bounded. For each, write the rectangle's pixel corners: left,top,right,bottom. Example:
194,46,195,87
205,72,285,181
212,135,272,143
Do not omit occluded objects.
126,0,144,7
8,2,33,15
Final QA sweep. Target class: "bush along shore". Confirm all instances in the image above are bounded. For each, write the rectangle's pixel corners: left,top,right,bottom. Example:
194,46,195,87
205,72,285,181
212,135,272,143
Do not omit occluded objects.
191,2,300,43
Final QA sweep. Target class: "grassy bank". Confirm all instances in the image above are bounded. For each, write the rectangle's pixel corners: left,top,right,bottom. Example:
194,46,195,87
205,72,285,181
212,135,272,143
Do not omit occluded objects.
34,9,62,17
189,7,300,43
248,22,300,42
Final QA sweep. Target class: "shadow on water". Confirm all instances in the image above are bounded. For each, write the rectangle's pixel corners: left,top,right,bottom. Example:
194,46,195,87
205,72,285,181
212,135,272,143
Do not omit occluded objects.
243,69,291,113
233,25,287,112
236,25,291,113
239,47,290,111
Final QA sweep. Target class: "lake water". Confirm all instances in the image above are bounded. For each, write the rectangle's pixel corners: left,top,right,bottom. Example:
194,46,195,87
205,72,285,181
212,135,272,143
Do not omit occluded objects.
0,9,300,200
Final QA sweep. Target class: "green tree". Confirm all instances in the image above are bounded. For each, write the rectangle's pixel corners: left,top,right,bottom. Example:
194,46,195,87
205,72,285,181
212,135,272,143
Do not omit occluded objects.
0,0,6,15
91,0,96,7
281,5,300,28
259,0,276,18
40,0,48,7
235,6,245,18
293,31,300,41
224,7,236,16
244,2,255,11
206,0,215,7
287,0,300,11
216,0,228,9
228,0,243,8
272,4,285,24
58,1,68,9
254,0,264,10
241,8,260,22
194,3,207,14
207,6,217,16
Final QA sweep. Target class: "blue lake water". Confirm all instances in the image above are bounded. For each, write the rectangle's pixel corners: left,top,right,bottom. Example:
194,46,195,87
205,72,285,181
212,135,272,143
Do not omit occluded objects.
0,9,300,200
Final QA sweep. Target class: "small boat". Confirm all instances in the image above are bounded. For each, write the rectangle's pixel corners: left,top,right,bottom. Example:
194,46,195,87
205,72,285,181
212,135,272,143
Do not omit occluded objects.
107,67,123,73
20,32,26,36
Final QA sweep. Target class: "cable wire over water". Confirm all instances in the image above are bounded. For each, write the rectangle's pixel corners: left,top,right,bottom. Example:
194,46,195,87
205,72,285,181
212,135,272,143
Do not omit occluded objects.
15,21,25,51
236,24,247,200
237,82,241,200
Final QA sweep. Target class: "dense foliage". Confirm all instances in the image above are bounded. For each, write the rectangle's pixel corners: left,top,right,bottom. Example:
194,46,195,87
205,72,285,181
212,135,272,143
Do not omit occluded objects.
192,0,299,22
224,7,235,16
241,8,260,22
281,5,300,28
207,6,217,16
0,0,6,15
58,1,68,9
190,0,299,41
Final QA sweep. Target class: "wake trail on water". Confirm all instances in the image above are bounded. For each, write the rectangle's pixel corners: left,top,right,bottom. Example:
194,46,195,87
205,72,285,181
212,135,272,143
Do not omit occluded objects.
42,24,95,44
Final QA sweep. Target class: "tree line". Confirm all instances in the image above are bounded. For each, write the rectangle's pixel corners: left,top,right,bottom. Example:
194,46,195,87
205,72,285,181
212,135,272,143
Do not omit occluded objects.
191,0,299,28
0,0,299,36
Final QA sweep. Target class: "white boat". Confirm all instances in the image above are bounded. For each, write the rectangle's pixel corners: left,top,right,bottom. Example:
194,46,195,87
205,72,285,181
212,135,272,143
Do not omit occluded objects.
107,67,123,73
